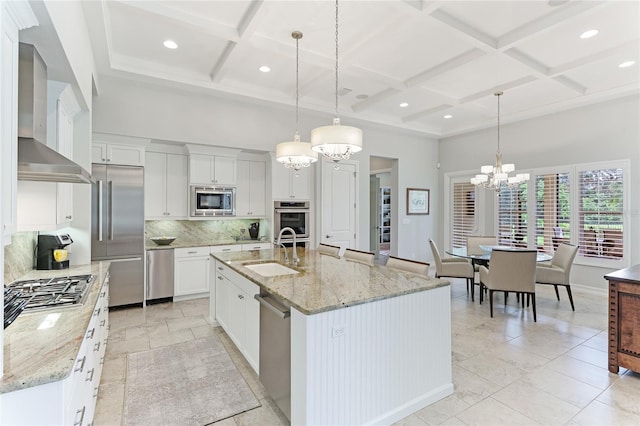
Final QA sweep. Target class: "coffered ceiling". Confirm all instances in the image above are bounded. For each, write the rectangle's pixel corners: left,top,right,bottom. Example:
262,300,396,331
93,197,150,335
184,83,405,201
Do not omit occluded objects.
82,0,640,137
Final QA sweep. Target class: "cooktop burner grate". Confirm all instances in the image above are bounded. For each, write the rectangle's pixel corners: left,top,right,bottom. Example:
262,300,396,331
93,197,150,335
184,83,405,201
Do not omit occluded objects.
5,274,95,312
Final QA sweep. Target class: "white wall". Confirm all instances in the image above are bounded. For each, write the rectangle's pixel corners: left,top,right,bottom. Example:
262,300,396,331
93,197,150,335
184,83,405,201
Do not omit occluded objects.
438,95,640,289
92,77,439,262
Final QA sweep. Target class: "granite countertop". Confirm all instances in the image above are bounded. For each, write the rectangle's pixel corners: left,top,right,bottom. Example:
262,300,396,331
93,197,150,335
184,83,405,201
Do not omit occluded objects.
0,261,111,394
212,249,449,315
146,237,267,250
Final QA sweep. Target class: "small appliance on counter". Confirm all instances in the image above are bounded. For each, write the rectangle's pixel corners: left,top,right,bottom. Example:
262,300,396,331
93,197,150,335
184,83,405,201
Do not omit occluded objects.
36,234,73,270
249,222,260,240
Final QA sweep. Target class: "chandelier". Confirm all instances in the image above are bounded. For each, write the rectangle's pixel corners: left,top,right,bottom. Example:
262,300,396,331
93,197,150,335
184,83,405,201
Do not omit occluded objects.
276,31,318,172
470,91,529,191
310,0,362,164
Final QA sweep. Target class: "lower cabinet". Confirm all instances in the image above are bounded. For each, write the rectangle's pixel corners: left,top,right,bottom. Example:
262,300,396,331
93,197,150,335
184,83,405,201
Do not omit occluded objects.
0,273,109,426
213,259,260,373
174,247,211,298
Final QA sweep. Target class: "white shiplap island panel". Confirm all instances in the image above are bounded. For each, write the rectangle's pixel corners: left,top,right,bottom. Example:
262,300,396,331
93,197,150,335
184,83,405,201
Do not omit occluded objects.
291,286,452,425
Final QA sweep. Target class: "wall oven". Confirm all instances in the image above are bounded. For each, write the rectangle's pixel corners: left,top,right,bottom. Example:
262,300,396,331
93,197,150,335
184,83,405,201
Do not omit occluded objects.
274,201,310,240
191,186,236,217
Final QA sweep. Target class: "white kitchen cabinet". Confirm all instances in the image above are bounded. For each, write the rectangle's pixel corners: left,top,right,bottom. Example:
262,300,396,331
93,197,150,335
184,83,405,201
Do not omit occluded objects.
1,3,20,245
213,259,260,373
174,246,210,298
92,141,145,166
55,98,74,225
144,151,188,219
241,242,271,251
272,160,313,200
189,153,236,186
236,160,266,217
209,244,242,254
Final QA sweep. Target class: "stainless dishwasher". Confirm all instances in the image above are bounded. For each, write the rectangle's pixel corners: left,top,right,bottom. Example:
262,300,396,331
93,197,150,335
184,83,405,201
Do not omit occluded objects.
146,249,174,303
255,293,291,421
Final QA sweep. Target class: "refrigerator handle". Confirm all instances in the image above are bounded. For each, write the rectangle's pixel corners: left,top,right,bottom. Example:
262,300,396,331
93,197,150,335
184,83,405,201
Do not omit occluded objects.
108,181,114,240
98,180,103,241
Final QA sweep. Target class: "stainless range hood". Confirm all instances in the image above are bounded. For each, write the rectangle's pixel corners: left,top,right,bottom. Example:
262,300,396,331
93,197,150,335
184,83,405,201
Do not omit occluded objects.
17,43,92,184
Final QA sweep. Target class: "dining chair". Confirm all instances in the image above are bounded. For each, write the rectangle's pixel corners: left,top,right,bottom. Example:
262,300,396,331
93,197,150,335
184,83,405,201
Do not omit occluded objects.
386,256,430,276
535,243,579,311
479,249,538,321
466,236,497,256
317,243,341,257
429,239,475,300
343,248,375,265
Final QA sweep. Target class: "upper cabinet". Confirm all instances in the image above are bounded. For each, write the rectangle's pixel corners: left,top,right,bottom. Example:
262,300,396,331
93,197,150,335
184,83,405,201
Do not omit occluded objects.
189,154,236,186
236,159,266,217
145,150,188,219
0,2,21,245
271,158,313,200
92,141,145,166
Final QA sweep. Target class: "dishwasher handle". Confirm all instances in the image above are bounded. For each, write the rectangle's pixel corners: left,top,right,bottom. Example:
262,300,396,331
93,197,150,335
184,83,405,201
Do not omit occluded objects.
254,294,290,319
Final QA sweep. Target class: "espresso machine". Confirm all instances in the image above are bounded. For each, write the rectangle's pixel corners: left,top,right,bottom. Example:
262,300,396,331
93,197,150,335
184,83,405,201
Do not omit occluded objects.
36,234,73,270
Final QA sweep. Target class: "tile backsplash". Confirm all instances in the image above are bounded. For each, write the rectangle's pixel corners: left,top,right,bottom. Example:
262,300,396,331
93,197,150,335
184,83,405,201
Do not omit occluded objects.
4,231,37,284
145,219,269,247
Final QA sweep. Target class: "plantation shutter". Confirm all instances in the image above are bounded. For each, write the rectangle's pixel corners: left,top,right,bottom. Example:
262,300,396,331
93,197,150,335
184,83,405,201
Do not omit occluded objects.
452,182,475,248
497,183,528,247
578,167,624,259
535,173,570,253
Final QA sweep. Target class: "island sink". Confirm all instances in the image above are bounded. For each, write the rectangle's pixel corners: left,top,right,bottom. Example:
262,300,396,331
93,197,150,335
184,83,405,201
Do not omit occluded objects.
244,262,299,277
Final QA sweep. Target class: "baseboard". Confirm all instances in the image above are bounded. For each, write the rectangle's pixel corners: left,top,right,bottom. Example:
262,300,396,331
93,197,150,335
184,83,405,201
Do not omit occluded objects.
173,292,208,302
367,383,454,425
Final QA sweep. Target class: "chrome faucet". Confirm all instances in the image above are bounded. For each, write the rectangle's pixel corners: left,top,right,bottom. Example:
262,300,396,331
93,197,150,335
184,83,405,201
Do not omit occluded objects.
276,227,299,264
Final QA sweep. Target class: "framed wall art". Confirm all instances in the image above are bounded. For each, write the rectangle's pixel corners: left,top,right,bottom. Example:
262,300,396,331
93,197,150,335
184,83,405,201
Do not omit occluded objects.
406,188,430,215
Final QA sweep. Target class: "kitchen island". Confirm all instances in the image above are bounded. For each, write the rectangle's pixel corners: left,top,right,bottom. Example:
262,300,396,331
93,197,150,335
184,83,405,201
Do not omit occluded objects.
212,248,452,425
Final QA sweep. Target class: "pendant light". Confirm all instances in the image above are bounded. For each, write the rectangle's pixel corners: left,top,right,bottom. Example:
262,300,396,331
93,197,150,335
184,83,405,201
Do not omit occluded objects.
310,0,363,165
276,31,318,173
470,91,529,192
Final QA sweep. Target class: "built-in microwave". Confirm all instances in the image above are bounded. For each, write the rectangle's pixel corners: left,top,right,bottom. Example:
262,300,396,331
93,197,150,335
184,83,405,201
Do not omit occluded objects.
191,186,236,217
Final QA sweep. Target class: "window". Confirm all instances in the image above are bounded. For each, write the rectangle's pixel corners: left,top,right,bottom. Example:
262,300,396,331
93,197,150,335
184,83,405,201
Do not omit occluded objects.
451,182,475,248
578,166,624,260
535,172,570,253
497,183,528,248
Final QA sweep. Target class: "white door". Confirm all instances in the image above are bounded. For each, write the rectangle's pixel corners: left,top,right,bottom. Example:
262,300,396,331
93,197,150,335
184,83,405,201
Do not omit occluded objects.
321,161,357,251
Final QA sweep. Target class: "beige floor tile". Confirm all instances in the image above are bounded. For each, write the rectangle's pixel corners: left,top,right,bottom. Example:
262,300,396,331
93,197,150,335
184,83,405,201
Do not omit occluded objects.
148,327,195,349
488,341,552,371
506,328,585,359
457,352,528,387
566,344,609,368
570,399,640,426
415,394,470,425
210,417,238,425
233,398,287,426
520,368,603,408
452,366,502,406
492,379,581,424
581,330,609,351
455,397,537,425
143,302,186,320
544,354,620,390
94,381,125,426
176,297,210,317
192,323,217,339
165,314,209,331
596,372,640,416
393,412,429,425
100,356,126,384
105,336,150,359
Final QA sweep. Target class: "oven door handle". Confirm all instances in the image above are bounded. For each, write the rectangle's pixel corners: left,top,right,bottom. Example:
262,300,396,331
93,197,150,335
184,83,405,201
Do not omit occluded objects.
275,209,309,214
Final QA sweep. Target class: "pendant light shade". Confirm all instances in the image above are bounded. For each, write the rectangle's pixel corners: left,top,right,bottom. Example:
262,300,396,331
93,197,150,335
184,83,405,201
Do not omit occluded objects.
276,31,318,171
471,91,529,191
310,0,362,163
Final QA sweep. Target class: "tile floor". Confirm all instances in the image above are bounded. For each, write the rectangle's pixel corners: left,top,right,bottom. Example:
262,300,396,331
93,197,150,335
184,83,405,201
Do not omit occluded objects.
94,279,640,425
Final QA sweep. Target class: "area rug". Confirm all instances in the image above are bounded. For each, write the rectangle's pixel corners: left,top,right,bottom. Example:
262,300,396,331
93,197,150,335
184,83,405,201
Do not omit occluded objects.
124,336,260,425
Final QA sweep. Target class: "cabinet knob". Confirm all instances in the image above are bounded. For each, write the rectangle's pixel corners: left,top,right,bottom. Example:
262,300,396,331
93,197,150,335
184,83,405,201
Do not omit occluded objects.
326,234,332,238
101,158,106,162
238,294,244,300
66,215,72,220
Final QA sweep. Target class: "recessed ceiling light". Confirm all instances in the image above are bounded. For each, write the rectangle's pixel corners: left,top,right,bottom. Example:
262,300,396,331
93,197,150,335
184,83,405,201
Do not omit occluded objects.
163,40,178,49
580,29,599,39
618,60,636,68
259,65,271,73
399,102,409,108
444,114,453,119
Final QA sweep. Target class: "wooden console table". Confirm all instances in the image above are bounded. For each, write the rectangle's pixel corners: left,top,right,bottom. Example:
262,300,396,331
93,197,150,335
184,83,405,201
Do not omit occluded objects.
605,264,640,374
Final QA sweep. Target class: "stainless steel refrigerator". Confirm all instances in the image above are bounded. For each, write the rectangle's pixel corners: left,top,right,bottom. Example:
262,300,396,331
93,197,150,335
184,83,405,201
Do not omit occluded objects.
91,164,144,308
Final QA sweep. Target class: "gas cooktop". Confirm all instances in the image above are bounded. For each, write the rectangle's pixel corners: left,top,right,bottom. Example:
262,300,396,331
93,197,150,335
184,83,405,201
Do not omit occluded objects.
5,274,95,311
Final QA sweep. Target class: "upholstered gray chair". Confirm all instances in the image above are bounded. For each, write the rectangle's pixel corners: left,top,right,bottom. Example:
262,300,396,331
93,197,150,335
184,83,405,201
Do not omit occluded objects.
317,243,341,257
429,239,475,300
344,248,375,265
535,243,579,311
479,249,538,321
386,256,430,276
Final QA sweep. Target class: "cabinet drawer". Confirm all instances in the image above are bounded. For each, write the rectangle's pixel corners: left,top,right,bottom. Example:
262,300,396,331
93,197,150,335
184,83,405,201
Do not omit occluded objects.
210,244,242,254
175,246,210,257
241,242,271,251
